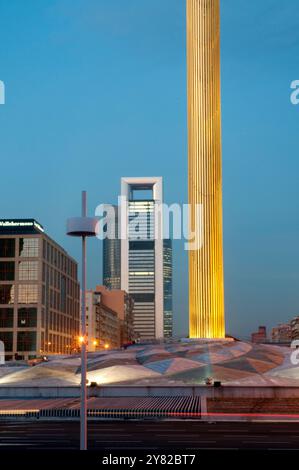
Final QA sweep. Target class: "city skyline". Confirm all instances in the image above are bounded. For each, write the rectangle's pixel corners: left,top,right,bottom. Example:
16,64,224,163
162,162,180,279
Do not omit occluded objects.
0,0,299,338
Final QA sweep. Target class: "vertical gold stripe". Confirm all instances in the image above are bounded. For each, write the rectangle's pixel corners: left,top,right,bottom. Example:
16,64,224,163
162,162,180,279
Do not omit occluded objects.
187,0,225,338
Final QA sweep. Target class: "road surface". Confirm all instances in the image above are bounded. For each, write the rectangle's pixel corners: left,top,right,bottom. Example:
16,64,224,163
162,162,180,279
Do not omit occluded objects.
0,420,299,450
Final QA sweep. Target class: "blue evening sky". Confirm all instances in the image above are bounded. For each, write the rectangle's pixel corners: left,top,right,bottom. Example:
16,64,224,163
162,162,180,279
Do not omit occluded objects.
0,0,298,338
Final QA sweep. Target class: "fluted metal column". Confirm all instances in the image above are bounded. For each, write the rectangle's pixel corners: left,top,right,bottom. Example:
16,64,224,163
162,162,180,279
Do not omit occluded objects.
187,0,225,338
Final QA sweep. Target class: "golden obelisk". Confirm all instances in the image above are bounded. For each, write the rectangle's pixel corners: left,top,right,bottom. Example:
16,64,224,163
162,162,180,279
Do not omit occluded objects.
187,0,225,338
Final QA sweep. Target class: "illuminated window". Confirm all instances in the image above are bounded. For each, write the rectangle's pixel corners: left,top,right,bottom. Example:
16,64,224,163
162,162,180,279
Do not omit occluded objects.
18,308,37,327
18,285,38,304
19,238,39,257
18,261,38,281
0,285,14,304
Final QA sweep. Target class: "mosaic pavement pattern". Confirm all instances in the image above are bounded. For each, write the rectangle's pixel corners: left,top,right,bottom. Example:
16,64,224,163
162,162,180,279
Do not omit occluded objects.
0,339,297,386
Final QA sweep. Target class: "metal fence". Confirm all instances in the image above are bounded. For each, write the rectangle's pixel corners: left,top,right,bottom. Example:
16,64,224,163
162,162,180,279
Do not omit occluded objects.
0,396,201,420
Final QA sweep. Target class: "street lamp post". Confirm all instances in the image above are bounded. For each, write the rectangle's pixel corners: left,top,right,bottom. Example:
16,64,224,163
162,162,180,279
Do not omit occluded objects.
67,191,97,450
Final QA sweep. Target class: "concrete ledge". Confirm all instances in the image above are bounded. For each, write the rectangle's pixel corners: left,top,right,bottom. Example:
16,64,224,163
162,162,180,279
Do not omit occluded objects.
1,385,299,399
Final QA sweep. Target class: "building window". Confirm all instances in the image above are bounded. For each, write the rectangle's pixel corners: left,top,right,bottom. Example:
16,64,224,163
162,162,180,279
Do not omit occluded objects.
19,238,39,257
0,239,15,258
131,293,155,302
18,285,38,304
18,308,37,328
0,331,13,351
0,285,14,304
60,275,66,313
0,261,15,281
18,261,38,281
17,331,36,352
42,285,46,305
0,308,13,327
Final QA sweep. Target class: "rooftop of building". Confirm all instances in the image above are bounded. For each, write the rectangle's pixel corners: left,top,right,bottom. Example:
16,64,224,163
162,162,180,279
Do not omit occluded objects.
0,219,44,234
0,218,78,263
0,339,297,388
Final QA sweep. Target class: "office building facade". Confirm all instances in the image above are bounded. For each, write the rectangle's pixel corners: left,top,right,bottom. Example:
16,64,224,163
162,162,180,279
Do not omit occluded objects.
271,323,292,344
291,316,299,341
251,326,267,344
0,219,80,360
103,205,121,290
120,177,172,340
102,178,173,341
86,289,120,351
95,285,135,345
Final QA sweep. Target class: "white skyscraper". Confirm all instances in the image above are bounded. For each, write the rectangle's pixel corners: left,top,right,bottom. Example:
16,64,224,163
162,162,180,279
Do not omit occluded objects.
120,177,165,340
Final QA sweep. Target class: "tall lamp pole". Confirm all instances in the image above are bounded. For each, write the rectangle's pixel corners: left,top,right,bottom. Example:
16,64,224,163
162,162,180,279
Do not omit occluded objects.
67,191,97,450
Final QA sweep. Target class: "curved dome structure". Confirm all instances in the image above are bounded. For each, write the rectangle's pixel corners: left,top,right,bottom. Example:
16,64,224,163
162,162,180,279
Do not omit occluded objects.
0,339,296,387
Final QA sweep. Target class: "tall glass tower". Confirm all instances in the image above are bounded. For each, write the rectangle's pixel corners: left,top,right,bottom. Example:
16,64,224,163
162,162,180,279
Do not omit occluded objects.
187,0,225,338
103,206,121,290
103,179,173,340
120,177,172,340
